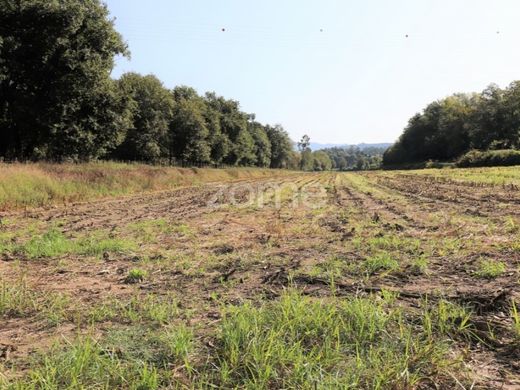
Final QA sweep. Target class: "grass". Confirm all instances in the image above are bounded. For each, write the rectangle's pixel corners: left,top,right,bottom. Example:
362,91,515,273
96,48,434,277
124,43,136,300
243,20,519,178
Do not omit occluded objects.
125,269,148,284
2,167,519,387
6,291,465,389
0,277,37,317
512,301,520,340
10,228,136,259
10,337,161,389
6,324,194,389
202,291,461,389
0,162,294,210
363,254,400,275
474,259,507,279
0,277,71,325
86,293,181,325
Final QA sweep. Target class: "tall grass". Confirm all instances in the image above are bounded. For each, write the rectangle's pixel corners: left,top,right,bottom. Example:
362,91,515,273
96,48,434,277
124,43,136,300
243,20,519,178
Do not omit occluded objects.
4,291,467,388
203,291,461,389
0,162,292,210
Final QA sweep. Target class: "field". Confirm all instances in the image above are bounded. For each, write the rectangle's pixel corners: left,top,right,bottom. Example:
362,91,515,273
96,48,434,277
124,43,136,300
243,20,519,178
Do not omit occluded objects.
0,165,519,389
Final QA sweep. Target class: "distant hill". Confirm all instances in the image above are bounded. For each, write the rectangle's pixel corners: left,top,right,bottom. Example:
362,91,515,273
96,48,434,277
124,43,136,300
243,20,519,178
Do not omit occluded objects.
309,143,392,151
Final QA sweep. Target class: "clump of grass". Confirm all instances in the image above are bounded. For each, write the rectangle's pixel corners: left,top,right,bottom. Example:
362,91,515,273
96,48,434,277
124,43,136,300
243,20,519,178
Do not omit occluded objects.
118,294,179,324
125,269,148,284
206,291,461,389
363,254,399,275
511,301,520,340
422,300,473,338
86,293,180,325
410,257,429,275
9,323,194,389
21,229,73,258
11,228,136,259
505,217,519,234
0,278,37,317
474,260,506,279
0,278,71,325
11,337,160,389
311,257,354,279
103,325,193,368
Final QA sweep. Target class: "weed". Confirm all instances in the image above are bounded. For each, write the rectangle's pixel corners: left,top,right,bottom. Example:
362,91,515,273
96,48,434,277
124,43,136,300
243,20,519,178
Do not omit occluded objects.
512,301,520,340
11,228,136,259
364,254,399,275
125,269,148,284
474,260,506,279
422,300,473,338
410,257,429,274
0,277,37,317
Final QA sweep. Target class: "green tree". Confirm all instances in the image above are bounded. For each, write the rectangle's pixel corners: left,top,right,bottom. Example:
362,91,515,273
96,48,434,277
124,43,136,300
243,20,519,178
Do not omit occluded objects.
298,135,312,170
312,151,332,171
114,73,174,162
266,125,293,169
0,0,129,161
169,97,211,164
250,121,272,167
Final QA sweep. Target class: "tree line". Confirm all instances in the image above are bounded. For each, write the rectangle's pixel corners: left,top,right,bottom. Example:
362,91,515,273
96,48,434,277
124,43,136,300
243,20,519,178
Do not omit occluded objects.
321,146,385,171
0,0,295,168
383,82,520,167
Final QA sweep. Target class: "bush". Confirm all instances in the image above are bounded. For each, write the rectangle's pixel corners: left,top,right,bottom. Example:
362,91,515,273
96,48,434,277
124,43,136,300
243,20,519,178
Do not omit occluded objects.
456,149,520,168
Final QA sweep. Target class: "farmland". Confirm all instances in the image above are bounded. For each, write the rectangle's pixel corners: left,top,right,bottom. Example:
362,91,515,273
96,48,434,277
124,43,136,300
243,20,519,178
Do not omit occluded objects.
0,166,519,389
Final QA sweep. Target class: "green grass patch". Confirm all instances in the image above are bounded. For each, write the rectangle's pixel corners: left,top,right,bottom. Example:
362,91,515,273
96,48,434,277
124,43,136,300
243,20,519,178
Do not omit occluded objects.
0,277,37,317
87,293,180,325
363,254,400,275
124,269,148,284
474,260,506,279
12,228,136,259
203,291,462,389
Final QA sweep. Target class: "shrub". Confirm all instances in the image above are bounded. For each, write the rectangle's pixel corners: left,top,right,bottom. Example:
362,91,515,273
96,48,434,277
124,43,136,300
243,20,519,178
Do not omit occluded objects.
456,149,520,168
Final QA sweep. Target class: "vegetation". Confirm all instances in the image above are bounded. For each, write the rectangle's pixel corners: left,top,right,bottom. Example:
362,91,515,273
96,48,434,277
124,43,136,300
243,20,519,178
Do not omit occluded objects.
456,149,520,168
474,259,506,279
2,167,519,388
384,83,520,167
0,162,293,210
322,145,386,170
0,0,295,169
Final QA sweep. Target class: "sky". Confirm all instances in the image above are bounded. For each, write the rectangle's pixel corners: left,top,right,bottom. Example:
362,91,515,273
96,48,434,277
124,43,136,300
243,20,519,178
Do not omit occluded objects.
105,0,520,145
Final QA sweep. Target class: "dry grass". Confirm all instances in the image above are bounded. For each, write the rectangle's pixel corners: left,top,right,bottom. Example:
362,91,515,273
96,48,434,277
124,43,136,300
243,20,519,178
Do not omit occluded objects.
0,162,294,210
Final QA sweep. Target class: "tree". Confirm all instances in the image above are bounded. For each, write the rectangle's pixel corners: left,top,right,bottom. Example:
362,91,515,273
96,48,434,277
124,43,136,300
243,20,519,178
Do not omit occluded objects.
312,151,332,171
169,97,211,164
113,73,174,162
298,134,311,153
298,135,312,170
267,125,293,168
250,122,272,167
0,0,129,161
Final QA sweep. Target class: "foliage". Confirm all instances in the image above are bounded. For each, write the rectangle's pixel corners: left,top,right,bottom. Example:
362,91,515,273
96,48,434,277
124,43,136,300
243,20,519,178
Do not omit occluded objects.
0,0,130,161
322,146,386,170
456,149,520,168
113,73,174,163
0,1,296,169
384,83,520,167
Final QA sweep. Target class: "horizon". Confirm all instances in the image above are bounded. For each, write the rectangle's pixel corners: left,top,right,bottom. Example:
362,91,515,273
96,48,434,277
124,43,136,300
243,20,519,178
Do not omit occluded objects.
106,1,520,144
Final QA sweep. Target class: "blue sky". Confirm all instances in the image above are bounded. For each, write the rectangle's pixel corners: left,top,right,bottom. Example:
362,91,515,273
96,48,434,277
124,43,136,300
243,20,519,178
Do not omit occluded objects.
106,0,520,144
